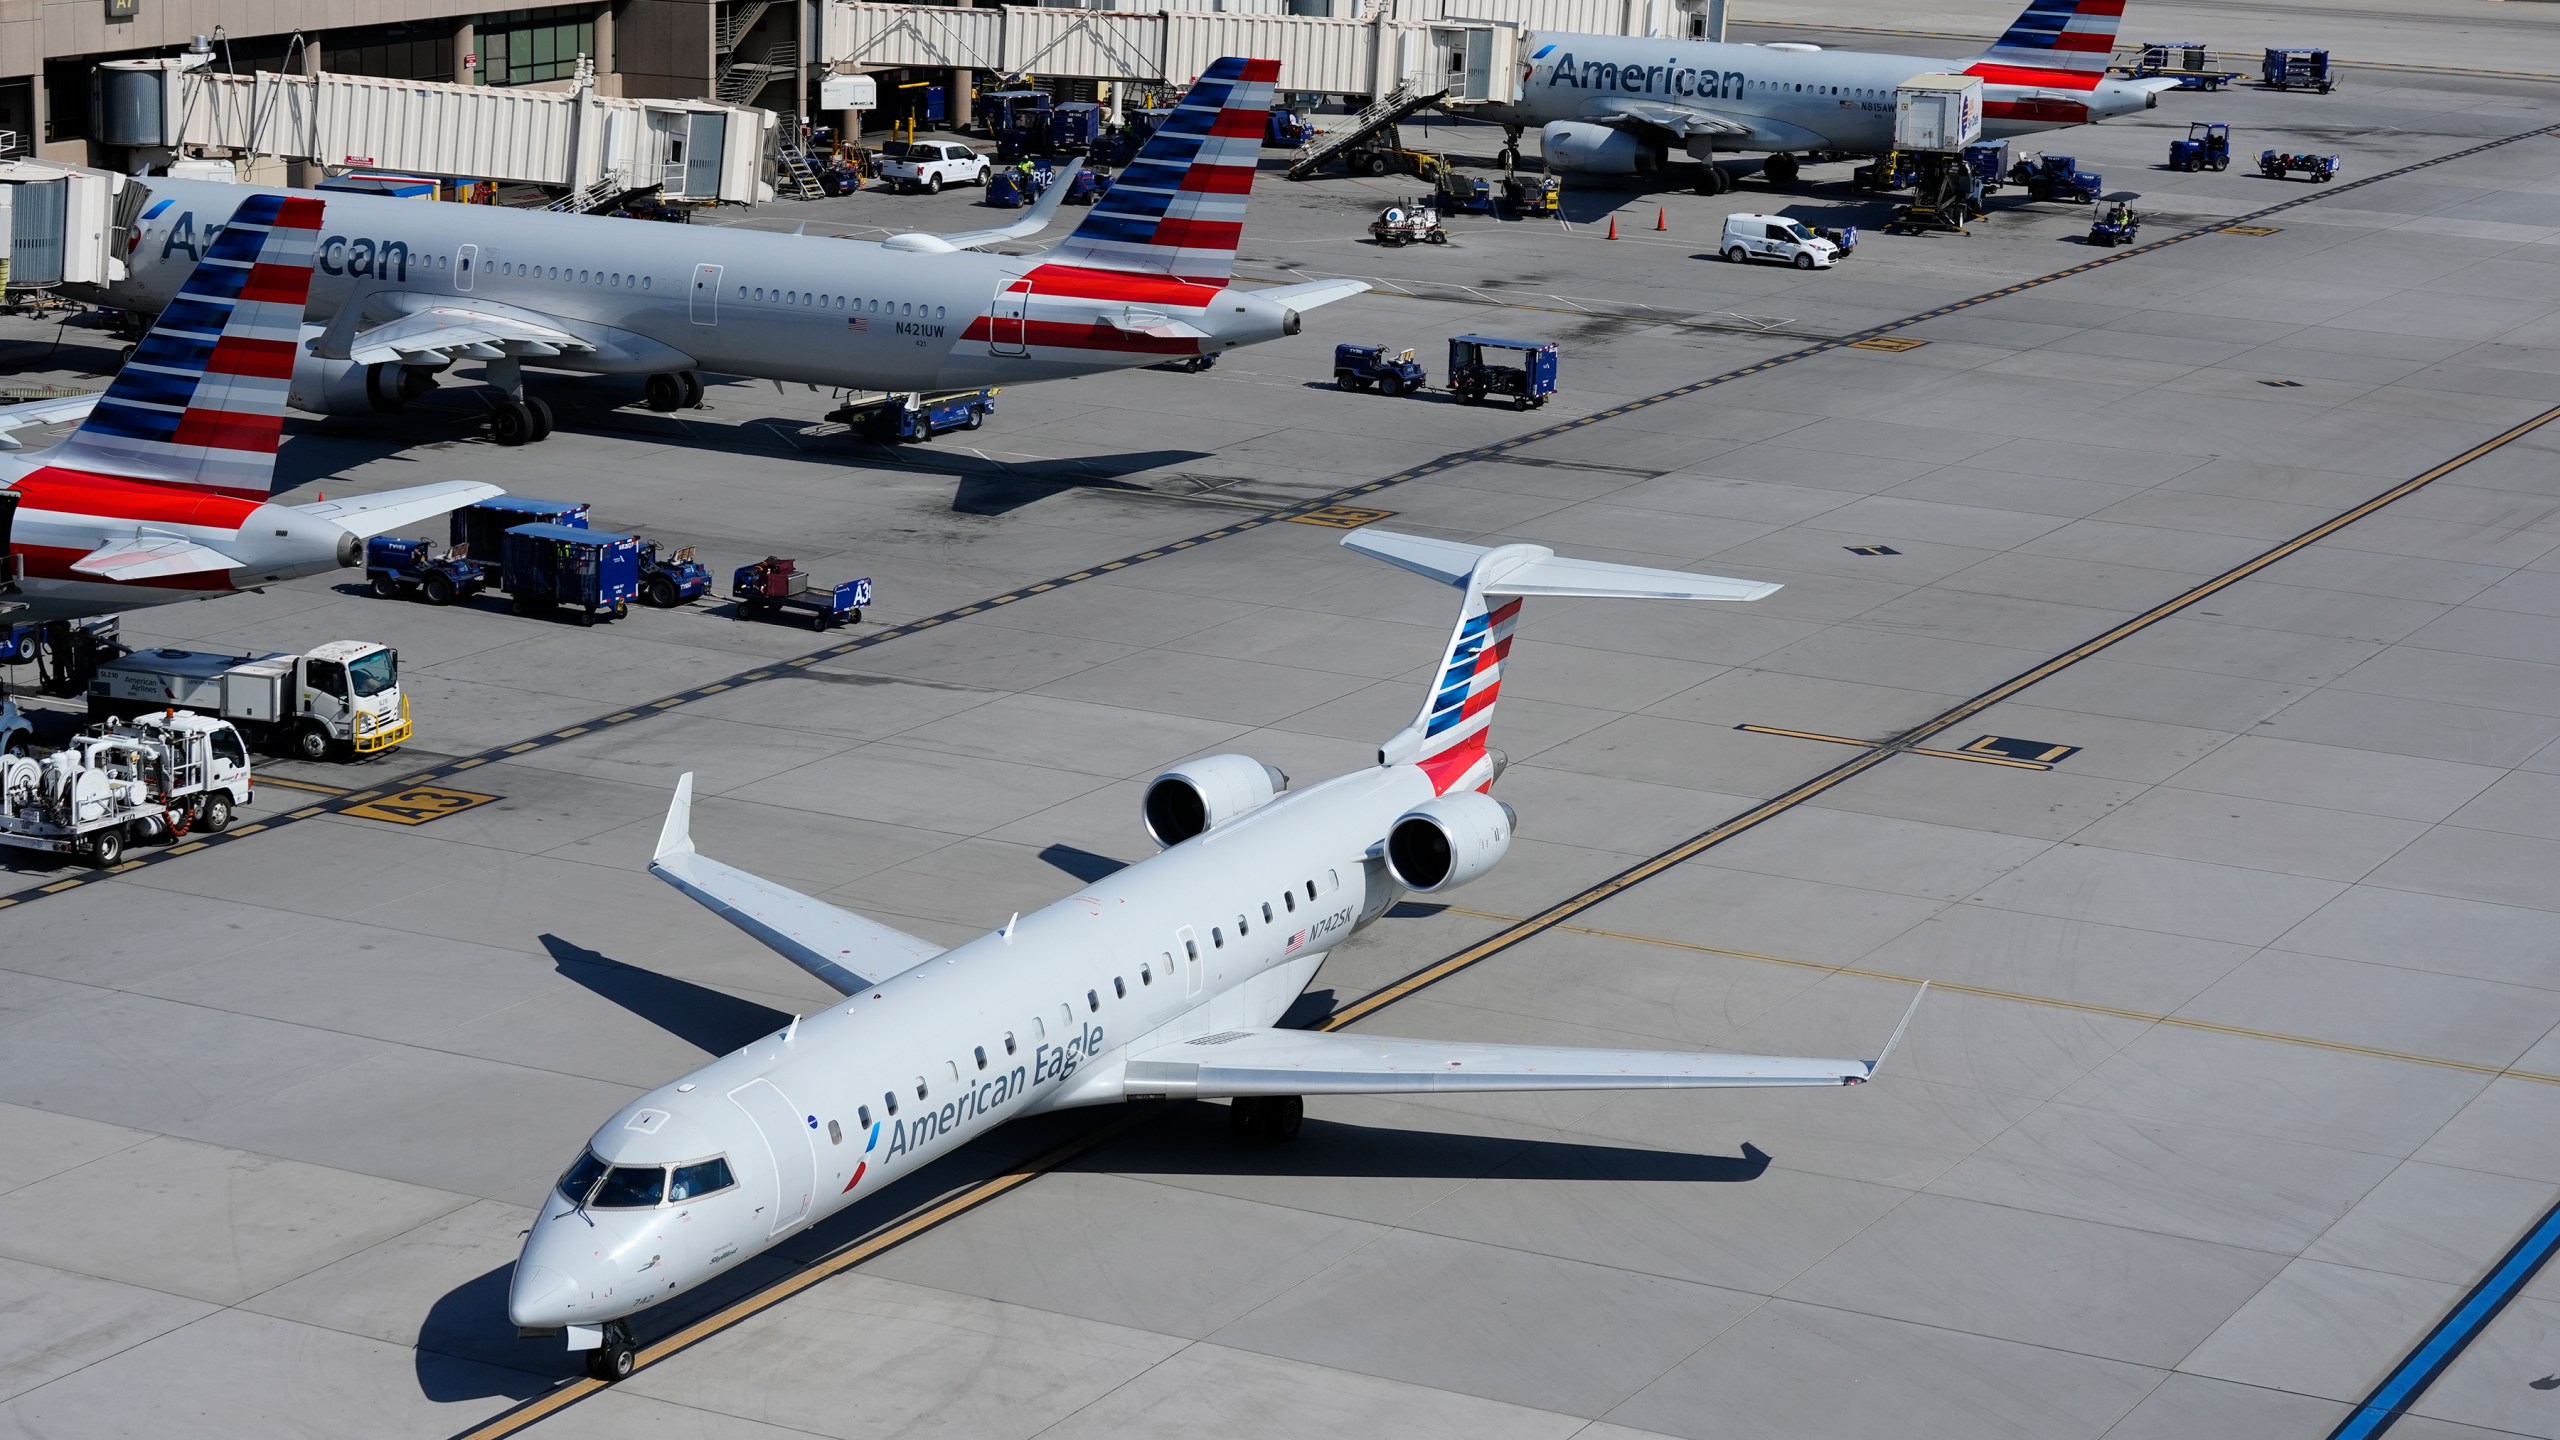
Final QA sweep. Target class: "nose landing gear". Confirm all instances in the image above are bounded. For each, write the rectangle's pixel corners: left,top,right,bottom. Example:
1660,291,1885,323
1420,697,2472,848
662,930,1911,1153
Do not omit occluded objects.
585,1319,638,1381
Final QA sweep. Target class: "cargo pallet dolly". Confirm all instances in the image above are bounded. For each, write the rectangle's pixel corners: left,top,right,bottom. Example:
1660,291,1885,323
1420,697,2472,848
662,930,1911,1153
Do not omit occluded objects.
732,557,872,631
829,388,998,443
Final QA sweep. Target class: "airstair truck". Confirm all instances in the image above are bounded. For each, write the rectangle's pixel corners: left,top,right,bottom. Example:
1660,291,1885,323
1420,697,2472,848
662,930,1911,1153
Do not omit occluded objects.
0,711,252,867
88,641,411,761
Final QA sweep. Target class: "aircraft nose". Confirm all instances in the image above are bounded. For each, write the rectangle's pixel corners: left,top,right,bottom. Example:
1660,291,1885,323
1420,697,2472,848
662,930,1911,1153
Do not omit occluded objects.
508,1262,578,1328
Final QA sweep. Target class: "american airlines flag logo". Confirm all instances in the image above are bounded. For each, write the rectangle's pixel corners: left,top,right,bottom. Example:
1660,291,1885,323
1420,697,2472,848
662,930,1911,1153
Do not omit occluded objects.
1285,929,1307,954
847,316,869,331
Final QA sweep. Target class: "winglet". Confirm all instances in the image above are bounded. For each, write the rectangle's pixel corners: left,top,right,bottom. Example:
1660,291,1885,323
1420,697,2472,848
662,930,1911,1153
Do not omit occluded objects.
1860,982,1928,1082
654,772,696,864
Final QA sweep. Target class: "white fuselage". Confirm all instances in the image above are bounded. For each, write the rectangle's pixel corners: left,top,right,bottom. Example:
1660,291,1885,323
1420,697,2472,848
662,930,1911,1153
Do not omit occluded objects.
104,179,1297,393
1480,33,2157,155
507,762,1433,1332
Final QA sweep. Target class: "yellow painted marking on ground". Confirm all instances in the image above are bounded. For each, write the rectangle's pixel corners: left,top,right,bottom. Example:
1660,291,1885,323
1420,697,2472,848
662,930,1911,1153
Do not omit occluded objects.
0,897,16,909
253,776,352,796
39,880,83,893
553,728,588,739
1291,505,1397,529
1733,725,2054,771
508,741,543,752
2225,225,2283,236
606,713,639,723
1849,336,1929,352
652,698,685,709
165,842,207,856
227,823,266,836
340,791,382,805
451,758,487,770
788,656,819,667
344,785,501,826
700,684,730,695
290,807,326,820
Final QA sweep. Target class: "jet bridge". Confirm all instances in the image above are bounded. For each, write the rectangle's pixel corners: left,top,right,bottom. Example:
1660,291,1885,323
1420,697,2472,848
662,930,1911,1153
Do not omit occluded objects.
94,58,775,205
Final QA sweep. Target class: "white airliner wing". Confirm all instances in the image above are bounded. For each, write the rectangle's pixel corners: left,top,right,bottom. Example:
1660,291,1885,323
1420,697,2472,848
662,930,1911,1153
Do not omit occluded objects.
343,305,600,366
294,481,506,537
648,773,946,996
0,391,101,450
883,165,1081,253
1122,990,1925,1098
69,535,240,580
1578,97,1755,142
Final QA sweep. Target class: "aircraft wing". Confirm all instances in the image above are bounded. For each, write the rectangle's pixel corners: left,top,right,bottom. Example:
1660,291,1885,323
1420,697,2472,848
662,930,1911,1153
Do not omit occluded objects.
294,481,506,537
1577,97,1756,142
647,773,945,996
342,304,600,366
69,535,240,581
1122,990,1924,1098
0,391,100,450
882,164,1081,253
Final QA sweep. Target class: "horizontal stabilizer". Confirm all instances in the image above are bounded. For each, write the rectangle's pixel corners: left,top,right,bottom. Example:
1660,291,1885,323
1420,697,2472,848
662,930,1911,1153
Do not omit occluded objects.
0,392,101,449
648,773,944,996
1342,529,1779,601
69,536,240,581
1123,1028,1876,1098
1104,311,1211,339
1250,278,1371,313
295,481,505,538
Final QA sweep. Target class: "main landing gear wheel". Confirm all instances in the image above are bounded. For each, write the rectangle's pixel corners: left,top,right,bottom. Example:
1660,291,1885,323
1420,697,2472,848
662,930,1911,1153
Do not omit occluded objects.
644,373,685,412
527,396,555,442
586,1321,638,1382
1229,1095,1304,1140
490,399,536,447
679,371,704,408
1765,152,1800,185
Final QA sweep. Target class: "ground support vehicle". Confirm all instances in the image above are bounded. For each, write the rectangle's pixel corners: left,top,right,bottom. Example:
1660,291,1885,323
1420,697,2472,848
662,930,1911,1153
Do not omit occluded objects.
1266,108,1311,148
987,164,1053,207
1062,168,1111,205
2088,202,2140,246
1723,213,1841,268
2263,47,2336,92
1333,128,1440,180
638,542,712,609
732,558,870,631
1448,336,1558,411
2126,41,2236,89
454,496,590,557
2013,153,2104,203
830,388,998,442
366,536,488,606
1371,200,1448,246
1050,102,1106,153
1964,141,2009,195
2261,149,2341,182
1436,170,1495,215
2170,122,2232,172
1334,345,1427,396
1853,152,1920,192
1501,173,1560,217
3,615,124,697
88,641,408,760
502,524,640,625
0,711,251,867
1096,108,1170,166
879,142,992,194
0,697,31,755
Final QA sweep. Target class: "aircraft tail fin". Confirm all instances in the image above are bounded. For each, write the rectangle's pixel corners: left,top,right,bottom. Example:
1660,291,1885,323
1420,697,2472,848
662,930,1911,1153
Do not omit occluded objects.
1042,57,1277,284
1972,0,2126,74
50,192,321,499
1343,530,1778,794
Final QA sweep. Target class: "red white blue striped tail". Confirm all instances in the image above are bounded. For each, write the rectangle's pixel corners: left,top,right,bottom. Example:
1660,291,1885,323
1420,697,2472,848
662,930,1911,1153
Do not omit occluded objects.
52,192,321,499
1045,57,1278,284
1974,0,2124,74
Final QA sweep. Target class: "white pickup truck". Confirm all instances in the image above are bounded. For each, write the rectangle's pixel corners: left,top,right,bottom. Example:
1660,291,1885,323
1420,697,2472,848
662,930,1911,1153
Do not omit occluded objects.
879,140,992,194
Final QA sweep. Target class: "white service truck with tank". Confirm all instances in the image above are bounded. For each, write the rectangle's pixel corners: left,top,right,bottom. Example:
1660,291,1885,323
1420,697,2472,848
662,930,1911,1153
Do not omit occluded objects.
87,640,410,761
0,710,252,867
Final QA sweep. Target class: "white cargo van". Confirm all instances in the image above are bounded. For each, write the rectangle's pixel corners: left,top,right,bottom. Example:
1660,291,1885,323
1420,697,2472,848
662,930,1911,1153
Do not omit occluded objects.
1721,214,1840,269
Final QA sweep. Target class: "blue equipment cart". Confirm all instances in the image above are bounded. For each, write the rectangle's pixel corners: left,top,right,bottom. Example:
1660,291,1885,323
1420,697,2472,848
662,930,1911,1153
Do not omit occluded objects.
732,557,871,631
2262,47,2336,92
365,535,488,606
1853,153,1920,191
637,541,712,608
831,388,998,442
1063,167,1112,205
501,523,640,625
1334,344,1427,396
2013,153,2103,203
2169,122,2231,172
2130,41,2235,89
986,163,1052,207
1049,102,1106,153
452,495,587,558
2260,149,2341,182
1265,107,1312,148
1964,140,2009,194
984,88,1052,152
1447,336,1558,411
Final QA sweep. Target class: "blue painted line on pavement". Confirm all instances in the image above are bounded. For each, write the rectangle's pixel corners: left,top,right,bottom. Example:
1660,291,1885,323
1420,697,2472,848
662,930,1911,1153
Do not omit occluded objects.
2329,1193,2560,1439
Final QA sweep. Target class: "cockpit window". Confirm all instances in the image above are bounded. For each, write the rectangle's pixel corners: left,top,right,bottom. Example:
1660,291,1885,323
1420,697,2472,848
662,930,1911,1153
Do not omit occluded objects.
670,1157,736,1201
557,1151,610,1203
590,1165,667,1209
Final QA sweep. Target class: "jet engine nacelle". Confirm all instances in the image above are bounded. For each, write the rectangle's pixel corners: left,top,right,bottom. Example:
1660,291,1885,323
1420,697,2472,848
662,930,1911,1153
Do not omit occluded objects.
1142,754,1288,848
1541,121,1661,176
1383,790,1514,893
287,327,438,416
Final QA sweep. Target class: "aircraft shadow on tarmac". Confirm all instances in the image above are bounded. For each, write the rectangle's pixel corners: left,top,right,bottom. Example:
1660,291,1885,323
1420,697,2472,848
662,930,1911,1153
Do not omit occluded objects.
541,934,793,1056
415,1097,1773,1401
1039,843,1129,883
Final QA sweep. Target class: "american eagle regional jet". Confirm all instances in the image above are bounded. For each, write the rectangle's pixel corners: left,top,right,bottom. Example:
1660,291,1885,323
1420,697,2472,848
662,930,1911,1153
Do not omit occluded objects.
509,527,1928,1381
100,58,1363,446
1480,0,2176,192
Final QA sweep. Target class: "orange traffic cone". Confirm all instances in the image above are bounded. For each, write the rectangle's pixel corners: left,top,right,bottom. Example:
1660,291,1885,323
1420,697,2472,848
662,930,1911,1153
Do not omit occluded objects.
1655,205,1668,231
1606,214,1618,240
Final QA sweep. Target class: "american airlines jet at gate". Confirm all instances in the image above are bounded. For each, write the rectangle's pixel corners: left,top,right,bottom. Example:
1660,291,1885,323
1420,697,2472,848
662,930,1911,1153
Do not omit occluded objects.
100,59,1362,446
509,529,1927,1381
1478,0,2175,193
3,193,492,624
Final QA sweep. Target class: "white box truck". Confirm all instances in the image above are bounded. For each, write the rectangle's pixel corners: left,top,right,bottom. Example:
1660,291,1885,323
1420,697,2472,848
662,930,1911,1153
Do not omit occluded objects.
1895,75,1984,153
88,640,411,761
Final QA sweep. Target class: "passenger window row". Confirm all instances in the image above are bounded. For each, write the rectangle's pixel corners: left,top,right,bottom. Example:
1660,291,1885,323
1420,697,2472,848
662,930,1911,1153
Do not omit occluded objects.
493,259,651,289
735,286,947,323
